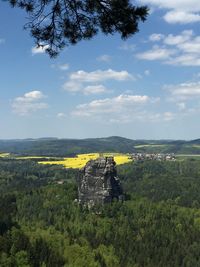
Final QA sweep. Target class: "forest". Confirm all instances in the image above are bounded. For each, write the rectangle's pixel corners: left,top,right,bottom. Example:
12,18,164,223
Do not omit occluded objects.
1,136,200,156
1,157,200,267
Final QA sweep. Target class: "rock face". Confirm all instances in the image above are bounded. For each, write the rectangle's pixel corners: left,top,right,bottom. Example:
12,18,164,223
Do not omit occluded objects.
78,157,123,207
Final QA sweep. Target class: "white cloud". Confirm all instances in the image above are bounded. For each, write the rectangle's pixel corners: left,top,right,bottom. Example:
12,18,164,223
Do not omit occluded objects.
63,69,134,94
136,46,176,60
163,112,175,121
69,69,133,83
146,111,176,122
63,82,109,95
164,11,200,24
97,54,112,63
163,30,193,46
63,81,82,93
161,80,200,119
166,82,200,102
72,94,149,116
31,44,49,54
166,54,200,66
137,30,200,66
12,90,48,115
57,112,66,118
83,85,108,95
138,0,200,10
71,94,160,123
149,33,164,42
23,91,44,100
178,39,200,54
138,0,200,24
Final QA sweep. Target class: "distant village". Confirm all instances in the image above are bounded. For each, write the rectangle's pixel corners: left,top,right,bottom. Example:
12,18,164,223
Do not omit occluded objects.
131,153,176,161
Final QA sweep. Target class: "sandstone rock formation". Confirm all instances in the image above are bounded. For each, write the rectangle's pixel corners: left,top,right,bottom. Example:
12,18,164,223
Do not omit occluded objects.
78,157,123,207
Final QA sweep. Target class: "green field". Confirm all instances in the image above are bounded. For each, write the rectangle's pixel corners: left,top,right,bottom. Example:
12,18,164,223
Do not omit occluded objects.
176,154,200,160
134,144,168,148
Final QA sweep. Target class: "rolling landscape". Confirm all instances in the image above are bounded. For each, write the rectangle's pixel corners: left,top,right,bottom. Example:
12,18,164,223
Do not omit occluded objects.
1,137,200,266
1,0,200,266
1,136,200,157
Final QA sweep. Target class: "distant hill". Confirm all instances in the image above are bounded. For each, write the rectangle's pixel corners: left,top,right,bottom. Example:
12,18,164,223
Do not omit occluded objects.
188,139,200,145
0,136,138,156
0,136,200,156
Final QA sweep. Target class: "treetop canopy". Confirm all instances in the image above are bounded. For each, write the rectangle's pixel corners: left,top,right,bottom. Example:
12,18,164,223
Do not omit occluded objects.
8,0,148,57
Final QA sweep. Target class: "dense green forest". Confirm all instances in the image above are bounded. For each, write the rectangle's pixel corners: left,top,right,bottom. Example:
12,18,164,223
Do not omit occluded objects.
1,157,200,266
1,136,200,156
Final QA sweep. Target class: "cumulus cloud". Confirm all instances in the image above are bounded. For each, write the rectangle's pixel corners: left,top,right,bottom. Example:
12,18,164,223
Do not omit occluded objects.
137,30,200,66
63,81,82,93
72,94,149,116
138,0,200,10
63,69,134,94
138,0,200,24
149,33,164,42
164,11,200,24
71,94,161,123
163,30,193,45
167,55,200,67
12,90,48,115
167,82,200,100
69,69,133,83
161,80,200,118
83,85,108,95
136,46,176,61
31,44,49,54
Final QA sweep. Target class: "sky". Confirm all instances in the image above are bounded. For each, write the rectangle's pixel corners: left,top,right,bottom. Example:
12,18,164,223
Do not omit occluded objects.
1,0,200,140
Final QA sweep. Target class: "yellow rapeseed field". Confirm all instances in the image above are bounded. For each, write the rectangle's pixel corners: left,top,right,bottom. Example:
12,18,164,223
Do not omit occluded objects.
16,156,52,160
114,154,132,165
39,153,132,169
0,153,10,157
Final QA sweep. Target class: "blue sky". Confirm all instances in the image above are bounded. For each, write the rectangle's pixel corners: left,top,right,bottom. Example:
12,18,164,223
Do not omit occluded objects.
1,0,200,140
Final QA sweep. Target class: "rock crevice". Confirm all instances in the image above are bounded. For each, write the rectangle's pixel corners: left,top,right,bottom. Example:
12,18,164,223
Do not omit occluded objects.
78,157,123,207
